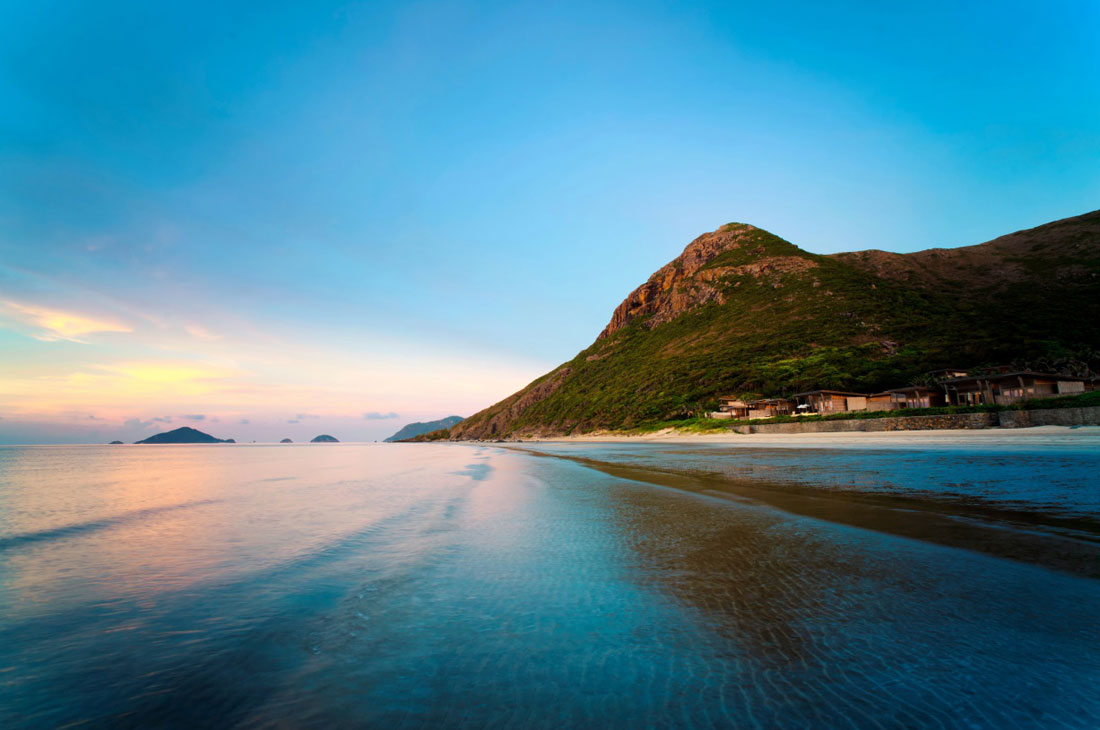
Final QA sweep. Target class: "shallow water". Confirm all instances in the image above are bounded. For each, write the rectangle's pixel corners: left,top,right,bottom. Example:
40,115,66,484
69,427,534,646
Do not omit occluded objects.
523,435,1100,518
1,443,1099,729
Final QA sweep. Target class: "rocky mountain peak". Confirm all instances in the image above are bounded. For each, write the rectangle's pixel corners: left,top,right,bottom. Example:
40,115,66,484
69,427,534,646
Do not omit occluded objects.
598,223,812,339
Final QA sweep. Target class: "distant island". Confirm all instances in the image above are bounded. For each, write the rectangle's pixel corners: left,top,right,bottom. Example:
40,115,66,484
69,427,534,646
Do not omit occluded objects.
310,434,339,443
134,426,234,444
108,440,124,444
280,438,293,443
384,416,464,442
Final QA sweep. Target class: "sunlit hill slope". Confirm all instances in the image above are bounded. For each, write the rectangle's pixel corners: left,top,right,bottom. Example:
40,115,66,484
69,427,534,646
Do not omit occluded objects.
449,210,1100,438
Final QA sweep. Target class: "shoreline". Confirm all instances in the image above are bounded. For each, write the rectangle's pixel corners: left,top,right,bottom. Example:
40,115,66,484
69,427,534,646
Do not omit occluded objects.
498,433,1100,580
474,424,1100,448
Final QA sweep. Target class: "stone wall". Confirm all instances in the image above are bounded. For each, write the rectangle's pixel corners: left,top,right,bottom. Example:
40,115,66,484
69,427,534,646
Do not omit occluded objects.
998,406,1100,428
732,406,1099,435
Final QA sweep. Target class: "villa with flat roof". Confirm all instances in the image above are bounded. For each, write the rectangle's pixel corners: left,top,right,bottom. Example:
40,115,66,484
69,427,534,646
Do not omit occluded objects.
747,398,795,419
938,372,1086,406
792,390,868,415
712,397,796,420
866,386,945,411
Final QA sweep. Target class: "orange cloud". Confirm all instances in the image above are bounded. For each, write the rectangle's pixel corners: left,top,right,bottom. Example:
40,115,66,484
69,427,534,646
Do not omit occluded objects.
0,360,250,417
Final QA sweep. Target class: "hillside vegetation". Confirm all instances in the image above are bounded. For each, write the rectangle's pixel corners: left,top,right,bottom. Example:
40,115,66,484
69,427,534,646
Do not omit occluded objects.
385,416,464,442
450,211,1100,439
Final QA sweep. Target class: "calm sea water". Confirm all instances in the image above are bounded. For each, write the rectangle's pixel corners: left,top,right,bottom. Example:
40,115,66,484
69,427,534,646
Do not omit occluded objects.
1,442,1099,729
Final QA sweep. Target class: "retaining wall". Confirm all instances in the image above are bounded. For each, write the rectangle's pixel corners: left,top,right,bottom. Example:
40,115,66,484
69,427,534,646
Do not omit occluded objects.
998,406,1100,428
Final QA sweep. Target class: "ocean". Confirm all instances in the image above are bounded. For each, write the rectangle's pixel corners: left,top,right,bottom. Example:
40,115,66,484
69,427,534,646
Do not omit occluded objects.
1,441,1099,729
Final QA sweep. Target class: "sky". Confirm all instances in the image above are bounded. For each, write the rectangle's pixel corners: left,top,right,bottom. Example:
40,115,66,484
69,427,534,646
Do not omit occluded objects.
1,0,1098,443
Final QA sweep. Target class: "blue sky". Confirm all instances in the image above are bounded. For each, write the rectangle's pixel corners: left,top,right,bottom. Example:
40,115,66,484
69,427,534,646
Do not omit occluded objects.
1,0,1098,442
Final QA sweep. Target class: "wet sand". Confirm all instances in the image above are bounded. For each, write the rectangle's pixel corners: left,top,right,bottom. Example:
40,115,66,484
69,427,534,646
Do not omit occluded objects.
503,435,1100,581
3,443,1100,728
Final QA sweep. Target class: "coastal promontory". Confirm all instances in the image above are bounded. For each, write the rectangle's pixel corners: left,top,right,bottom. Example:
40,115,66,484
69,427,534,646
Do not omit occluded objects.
384,416,464,442
450,210,1100,439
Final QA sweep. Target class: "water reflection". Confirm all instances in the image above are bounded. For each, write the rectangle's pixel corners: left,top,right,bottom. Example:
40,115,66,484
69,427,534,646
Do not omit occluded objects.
598,470,1100,728
0,443,1098,728
515,443,1100,579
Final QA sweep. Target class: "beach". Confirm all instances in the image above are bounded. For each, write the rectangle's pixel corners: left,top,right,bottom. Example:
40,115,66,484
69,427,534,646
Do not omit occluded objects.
525,423,1100,447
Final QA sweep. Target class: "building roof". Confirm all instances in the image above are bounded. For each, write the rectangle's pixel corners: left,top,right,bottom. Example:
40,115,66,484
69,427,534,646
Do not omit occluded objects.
791,390,869,397
884,385,941,394
939,371,1086,385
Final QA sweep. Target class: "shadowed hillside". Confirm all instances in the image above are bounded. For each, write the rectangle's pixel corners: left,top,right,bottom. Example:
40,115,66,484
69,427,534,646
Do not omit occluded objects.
385,416,464,442
450,210,1100,439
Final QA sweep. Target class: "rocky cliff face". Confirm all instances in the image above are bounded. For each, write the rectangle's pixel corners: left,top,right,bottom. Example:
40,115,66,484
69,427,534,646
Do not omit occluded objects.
599,224,817,339
449,210,1100,440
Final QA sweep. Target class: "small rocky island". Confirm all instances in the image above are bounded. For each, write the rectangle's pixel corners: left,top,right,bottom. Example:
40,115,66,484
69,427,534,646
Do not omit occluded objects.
280,438,293,443
134,426,234,444
108,440,124,445
310,434,339,443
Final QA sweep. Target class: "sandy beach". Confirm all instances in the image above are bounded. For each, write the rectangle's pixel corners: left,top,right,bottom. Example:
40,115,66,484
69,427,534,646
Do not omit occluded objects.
528,424,1100,448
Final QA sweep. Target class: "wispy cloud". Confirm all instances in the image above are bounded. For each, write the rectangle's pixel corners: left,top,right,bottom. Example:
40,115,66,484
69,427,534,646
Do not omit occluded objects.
363,411,399,420
239,418,250,424
0,300,132,343
181,414,205,421
184,324,220,341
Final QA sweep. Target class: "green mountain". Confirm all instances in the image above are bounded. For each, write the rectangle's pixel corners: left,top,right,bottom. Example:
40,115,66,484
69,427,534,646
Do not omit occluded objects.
310,434,339,443
450,210,1100,439
384,416,464,442
135,426,233,444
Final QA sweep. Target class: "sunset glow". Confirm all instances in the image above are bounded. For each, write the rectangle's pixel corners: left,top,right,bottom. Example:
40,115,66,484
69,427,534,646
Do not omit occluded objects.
2,1,1096,443
1,300,134,342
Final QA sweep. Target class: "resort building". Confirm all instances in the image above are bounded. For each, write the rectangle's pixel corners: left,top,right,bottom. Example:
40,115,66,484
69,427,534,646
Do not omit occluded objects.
708,368,1089,421
711,397,796,420
866,386,946,411
712,397,750,419
865,392,897,411
938,371,1086,406
746,398,795,419
792,390,868,415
